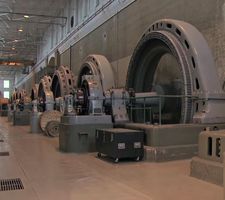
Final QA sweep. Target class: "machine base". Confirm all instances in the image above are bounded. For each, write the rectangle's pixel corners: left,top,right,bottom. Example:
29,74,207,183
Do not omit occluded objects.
144,144,198,162
118,123,225,162
0,110,8,116
190,157,223,186
30,112,42,133
59,115,113,153
8,110,13,122
13,110,31,126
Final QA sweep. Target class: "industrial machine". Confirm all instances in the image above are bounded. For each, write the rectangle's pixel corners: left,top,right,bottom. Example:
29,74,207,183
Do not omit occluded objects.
58,19,225,157
127,19,225,124
31,74,60,135
37,75,54,112
58,54,163,153
11,19,225,166
120,19,225,161
33,75,54,134
30,84,42,133
0,98,8,116
30,84,39,102
11,89,32,126
30,66,76,135
59,55,115,152
7,91,18,122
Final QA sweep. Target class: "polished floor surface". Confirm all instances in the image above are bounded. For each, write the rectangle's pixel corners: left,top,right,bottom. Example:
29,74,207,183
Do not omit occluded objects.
0,117,223,200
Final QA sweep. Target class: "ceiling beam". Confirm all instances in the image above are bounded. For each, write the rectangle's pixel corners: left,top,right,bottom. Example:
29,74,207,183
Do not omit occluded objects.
9,18,65,26
0,11,67,20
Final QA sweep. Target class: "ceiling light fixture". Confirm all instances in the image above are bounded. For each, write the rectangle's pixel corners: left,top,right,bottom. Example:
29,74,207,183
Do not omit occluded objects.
18,28,23,32
14,39,18,42
12,47,15,50
24,15,29,19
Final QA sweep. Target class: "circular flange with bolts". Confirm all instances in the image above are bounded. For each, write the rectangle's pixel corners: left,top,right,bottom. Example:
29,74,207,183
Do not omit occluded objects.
51,66,76,98
18,89,31,104
38,76,54,104
18,89,27,100
12,90,19,101
77,55,115,114
127,19,225,124
31,84,39,101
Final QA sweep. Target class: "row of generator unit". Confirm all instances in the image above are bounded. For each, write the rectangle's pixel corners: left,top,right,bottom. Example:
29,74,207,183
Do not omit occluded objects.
5,19,225,170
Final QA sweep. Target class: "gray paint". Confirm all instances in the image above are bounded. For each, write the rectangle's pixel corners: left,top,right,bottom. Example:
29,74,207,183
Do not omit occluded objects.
59,115,113,152
13,111,31,126
118,123,225,162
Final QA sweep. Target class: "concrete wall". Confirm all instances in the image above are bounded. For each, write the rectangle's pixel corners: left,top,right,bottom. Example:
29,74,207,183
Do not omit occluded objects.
61,0,225,87
16,0,225,93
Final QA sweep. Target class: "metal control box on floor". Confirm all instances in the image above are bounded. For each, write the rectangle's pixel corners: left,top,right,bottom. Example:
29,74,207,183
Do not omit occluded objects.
96,128,144,162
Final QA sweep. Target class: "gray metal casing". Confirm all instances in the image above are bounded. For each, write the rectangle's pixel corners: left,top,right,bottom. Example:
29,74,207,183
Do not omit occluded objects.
121,123,225,146
13,110,31,126
120,123,225,161
59,115,113,153
30,112,42,133
8,110,13,122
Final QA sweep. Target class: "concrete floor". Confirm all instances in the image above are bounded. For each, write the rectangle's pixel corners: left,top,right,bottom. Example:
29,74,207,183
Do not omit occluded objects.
0,117,223,200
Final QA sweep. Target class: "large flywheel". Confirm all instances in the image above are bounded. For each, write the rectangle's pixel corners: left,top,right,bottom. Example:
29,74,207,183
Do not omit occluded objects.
38,76,54,111
31,84,39,101
51,66,76,98
127,19,225,124
77,55,115,115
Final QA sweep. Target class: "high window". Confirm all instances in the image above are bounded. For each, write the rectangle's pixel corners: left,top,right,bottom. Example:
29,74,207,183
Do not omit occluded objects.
4,80,9,88
3,91,9,99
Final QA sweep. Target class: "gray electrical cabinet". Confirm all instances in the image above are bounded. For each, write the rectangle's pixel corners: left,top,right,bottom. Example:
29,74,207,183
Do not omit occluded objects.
96,128,144,163
59,115,113,153
13,110,31,126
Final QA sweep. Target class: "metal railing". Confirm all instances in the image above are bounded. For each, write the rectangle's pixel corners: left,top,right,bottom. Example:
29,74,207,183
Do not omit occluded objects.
127,95,198,125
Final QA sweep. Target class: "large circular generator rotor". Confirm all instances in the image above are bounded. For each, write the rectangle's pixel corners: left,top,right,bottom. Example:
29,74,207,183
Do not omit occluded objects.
127,19,219,124
38,76,54,111
51,66,76,98
31,84,39,101
78,55,115,91
77,55,115,115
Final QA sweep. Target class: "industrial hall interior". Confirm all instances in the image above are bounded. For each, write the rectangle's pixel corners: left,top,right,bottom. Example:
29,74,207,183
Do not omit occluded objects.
1,0,225,199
